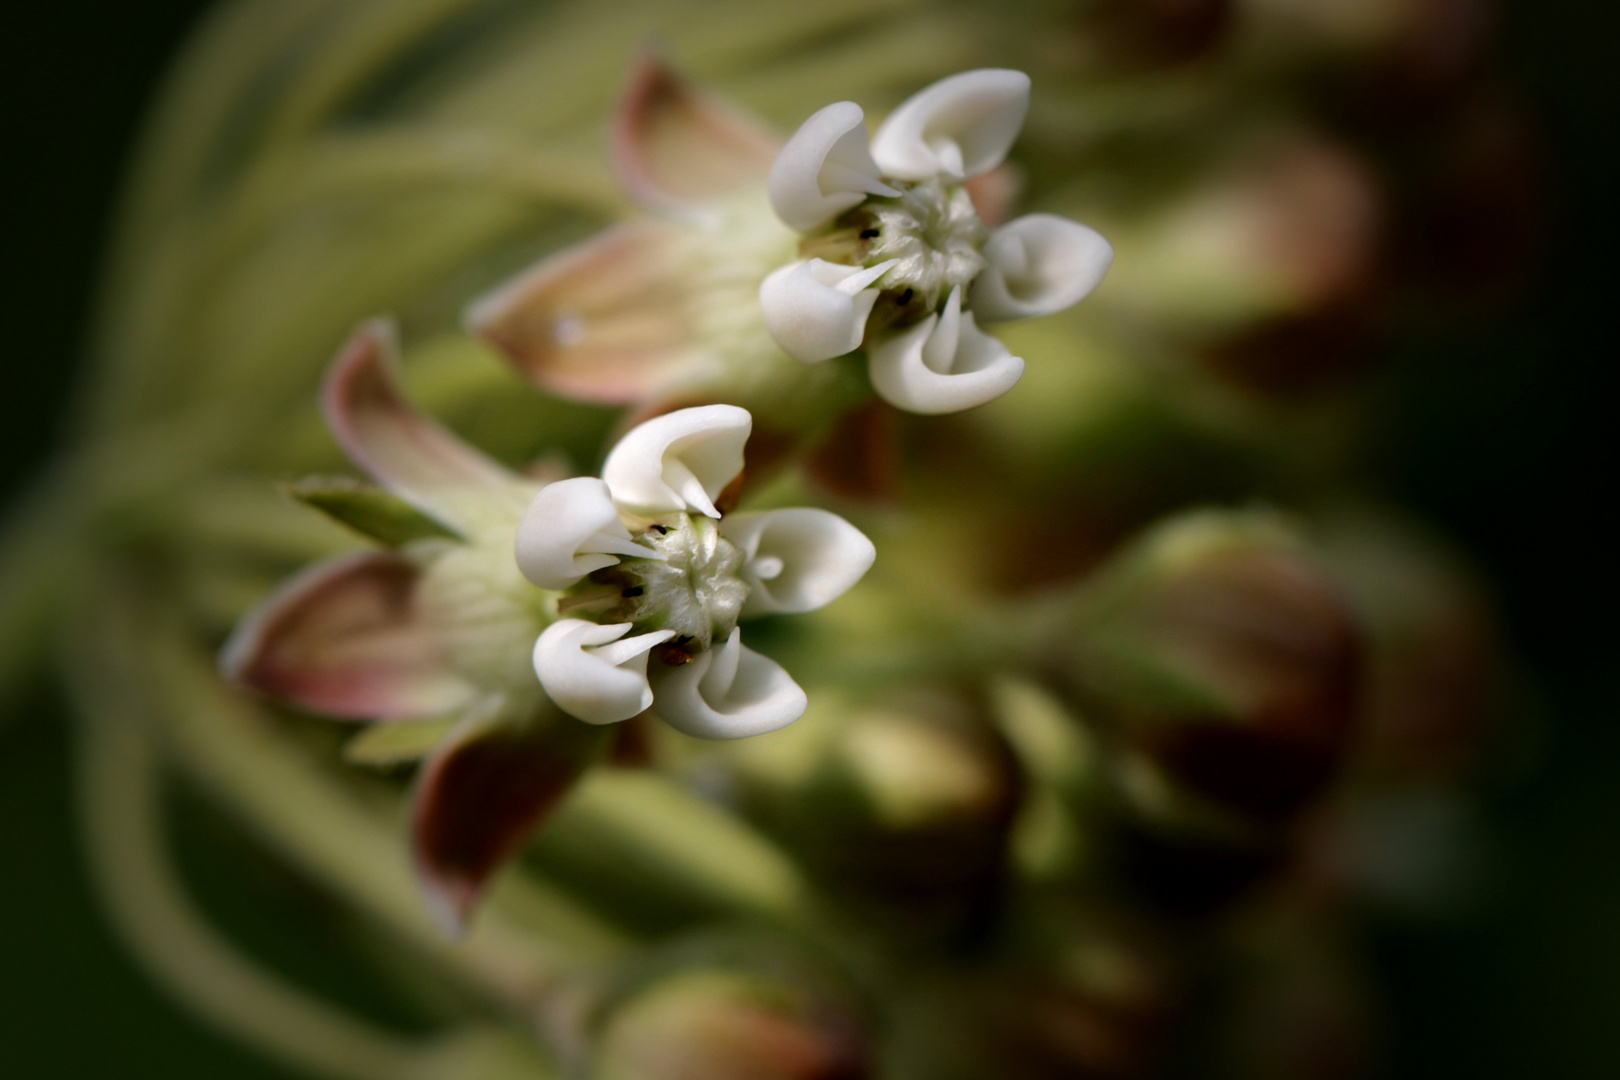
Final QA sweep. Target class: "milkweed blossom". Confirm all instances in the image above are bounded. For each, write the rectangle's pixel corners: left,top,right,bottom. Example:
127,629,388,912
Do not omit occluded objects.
467,58,1114,434
518,404,874,736
221,319,872,925
761,69,1113,413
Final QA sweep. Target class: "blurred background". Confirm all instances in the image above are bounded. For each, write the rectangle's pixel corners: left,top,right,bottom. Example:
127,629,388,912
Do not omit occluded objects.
0,0,1614,1076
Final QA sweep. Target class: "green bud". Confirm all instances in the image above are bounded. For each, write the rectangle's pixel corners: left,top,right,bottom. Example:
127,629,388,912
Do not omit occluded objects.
720,686,1023,935
1315,505,1500,780
590,943,869,1080
1063,509,1364,826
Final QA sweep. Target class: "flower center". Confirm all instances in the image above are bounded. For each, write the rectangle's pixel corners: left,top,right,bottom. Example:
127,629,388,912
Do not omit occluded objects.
864,180,989,306
583,514,749,651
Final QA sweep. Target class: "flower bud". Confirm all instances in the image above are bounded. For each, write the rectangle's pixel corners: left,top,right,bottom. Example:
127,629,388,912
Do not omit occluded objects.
1315,506,1500,779
590,948,870,1080
720,687,1022,935
971,913,1169,1079
1061,511,1364,826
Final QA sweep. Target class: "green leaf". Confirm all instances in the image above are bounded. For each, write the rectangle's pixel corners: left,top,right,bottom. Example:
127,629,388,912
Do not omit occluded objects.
285,477,462,546
343,717,460,767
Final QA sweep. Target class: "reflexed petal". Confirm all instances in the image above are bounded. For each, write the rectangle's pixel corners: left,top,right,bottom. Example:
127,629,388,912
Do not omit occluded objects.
465,220,699,406
220,552,476,720
722,508,876,616
970,213,1113,321
601,404,752,518
759,258,898,363
649,629,807,739
322,320,521,530
514,477,663,590
411,705,603,933
533,620,676,725
870,69,1030,182
610,47,781,221
768,101,900,231
868,286,1025,414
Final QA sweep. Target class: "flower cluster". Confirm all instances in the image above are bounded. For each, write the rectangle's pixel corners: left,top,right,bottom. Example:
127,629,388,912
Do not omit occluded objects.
759,70,1114,413
221,320,872,925
465,59,1114,438
517,404,873,737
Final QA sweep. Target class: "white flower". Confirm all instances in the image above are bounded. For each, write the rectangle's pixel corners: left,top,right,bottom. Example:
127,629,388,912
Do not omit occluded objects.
768,101,900,232
515,405,874,737
757,258,898,363
513,477,663,590
868,286,1024,415
600,403,752,518
648,628,809,740
758,69,1112,413
722,508,877,616
970,214,1115,322
869,69,1031,182
532,620,674,724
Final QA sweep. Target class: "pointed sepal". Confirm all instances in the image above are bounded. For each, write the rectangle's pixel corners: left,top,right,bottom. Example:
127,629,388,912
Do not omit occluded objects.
411,702,605,933
610,47,781,222
220,552,477,720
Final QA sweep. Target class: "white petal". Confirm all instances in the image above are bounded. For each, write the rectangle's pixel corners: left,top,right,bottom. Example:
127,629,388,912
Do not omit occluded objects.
870,69,1030,182
768,101,900,232
759,258,898,363
601,405,753,518
868,286,1025,414
649,629,807,739
970,214,1113,321
533,620,675,724
721,508,876,616
514,477,662,590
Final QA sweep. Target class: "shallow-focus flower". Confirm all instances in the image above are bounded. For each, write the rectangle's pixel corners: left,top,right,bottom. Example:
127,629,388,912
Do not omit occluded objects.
467,56,1114,439
762,69,1114,413
516,404,874,738
222,320,872,928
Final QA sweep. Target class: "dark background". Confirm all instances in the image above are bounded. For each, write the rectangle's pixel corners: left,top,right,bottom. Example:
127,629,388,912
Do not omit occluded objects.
1,1,1614,1075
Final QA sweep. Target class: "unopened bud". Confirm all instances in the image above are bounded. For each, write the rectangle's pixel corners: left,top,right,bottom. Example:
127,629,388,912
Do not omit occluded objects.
1315,506,1500,779
914,906,1169,1079
590,955,869,1080
1062,510,1364,825
722,687,1023,932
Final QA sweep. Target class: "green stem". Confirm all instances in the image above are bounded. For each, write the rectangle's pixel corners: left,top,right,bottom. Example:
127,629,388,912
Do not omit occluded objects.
76,575,631,1018
76,683,427,1080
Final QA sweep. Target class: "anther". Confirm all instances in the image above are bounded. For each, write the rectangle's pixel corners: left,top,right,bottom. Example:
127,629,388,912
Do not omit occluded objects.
860,228,880,239
621,586,644,598
659,644,695,666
